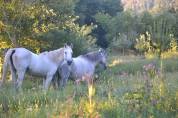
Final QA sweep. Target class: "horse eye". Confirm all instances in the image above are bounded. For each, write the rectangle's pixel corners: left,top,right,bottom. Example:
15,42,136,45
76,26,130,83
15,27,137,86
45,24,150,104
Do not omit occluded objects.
65,52,67,54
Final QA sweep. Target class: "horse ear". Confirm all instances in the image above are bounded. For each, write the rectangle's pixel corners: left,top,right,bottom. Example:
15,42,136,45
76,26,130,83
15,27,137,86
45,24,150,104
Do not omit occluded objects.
64,43,67,48
99,48,104,53
70,43,73,49
99,48,107,55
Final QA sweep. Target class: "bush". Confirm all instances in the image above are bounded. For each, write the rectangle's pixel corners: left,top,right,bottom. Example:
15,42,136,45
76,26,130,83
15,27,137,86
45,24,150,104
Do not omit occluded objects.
38,28,96,56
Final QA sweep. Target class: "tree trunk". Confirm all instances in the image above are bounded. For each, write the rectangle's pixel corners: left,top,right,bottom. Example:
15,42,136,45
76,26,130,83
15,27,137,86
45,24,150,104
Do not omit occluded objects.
11,35,19,48
5,30,19,48
2,10,19,48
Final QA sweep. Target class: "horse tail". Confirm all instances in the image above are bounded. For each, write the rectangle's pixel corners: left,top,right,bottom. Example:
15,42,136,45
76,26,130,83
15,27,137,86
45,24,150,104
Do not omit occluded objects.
10,50,16,72
1,48,16,86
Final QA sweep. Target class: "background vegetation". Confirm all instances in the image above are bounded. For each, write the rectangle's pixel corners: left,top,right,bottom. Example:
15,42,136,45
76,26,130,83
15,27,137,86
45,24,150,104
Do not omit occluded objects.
0,0,178,117
0,0,178,54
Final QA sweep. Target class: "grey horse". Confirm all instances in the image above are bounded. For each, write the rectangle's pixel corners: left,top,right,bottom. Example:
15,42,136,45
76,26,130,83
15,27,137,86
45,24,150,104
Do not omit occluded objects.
53,48,107,88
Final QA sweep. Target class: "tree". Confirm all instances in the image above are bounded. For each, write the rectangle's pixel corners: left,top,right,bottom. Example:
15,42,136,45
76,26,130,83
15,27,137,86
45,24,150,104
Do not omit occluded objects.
0,0,57,48
135,11,177,57
75,0,123,48
152,12,176,56
0,0,96,55
95,11,137,50
36,0,97,55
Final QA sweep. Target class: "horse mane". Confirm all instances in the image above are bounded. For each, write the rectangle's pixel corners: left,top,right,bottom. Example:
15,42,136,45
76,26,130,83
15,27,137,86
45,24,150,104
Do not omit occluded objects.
48,48,64,54
46,48,64,63
81,51,100,62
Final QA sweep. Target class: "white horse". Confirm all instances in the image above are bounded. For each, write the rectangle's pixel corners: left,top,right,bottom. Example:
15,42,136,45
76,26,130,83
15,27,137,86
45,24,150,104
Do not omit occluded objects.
1,43,73,90
56,48,107,87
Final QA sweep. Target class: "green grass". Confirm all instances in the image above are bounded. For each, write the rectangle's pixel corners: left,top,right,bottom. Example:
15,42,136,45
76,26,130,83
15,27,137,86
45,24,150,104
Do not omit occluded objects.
0,56,178,118
108,57,178,75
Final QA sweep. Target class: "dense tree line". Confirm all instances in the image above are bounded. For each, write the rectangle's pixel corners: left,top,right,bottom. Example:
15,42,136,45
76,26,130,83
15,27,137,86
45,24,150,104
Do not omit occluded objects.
0,0,96,55
0,0,178,56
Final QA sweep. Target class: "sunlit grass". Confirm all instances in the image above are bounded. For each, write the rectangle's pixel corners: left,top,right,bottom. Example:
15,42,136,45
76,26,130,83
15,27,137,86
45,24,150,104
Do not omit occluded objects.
0,56,178,117
108,58,123,67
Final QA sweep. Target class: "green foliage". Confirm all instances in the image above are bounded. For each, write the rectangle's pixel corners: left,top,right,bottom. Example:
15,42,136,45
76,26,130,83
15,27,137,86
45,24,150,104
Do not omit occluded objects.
139,12,154,33
151,12,176,52
135,32,178,57
94,12,111,31
94,8,178,52
0,0,96,54
38,29,96,56
95,11,136,50
43,0,78,15
1,0,177,53
122,66,177,117
110,34,133,52
108,57,178,75
33,0,97,53
75,0,122,23
0,0,58,47
135,11,177,57
135,32,158,54
75,0,123,48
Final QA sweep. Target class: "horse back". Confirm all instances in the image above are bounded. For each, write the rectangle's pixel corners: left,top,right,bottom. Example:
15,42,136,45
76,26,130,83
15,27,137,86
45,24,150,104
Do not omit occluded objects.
71,57,95,79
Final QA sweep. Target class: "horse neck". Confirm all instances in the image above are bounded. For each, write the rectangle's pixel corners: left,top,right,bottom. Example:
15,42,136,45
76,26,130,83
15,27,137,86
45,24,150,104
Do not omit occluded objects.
93,55,101,66
48,48,64,64
84,52,101,66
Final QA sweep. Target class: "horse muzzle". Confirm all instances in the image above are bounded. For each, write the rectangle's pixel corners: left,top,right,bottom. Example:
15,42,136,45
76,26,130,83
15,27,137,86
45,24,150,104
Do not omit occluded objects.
67,60,73,65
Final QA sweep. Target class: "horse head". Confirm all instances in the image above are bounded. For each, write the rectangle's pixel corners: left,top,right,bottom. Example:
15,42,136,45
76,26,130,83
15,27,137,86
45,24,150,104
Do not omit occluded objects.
98,48,107,69
63,43,73,65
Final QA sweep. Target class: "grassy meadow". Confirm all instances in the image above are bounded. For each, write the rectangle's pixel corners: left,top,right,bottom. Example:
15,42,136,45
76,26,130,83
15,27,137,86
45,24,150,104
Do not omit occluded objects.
0,54,178,118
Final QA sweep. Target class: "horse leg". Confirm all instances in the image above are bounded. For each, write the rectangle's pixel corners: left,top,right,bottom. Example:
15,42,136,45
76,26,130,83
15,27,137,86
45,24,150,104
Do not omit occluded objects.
16,70,26,90
9,63,16,87
59,77,64,88
44,72,55,90
59,64,70,88
52,73,59,89
60,72,70,88
43,77,45,88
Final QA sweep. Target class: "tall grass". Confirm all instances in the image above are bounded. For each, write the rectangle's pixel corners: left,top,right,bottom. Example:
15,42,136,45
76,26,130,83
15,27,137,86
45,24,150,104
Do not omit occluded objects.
0,57,178,117
108,58,178,75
